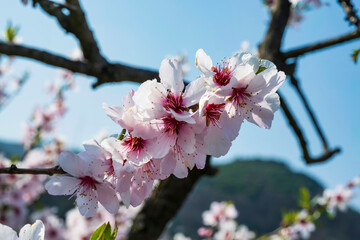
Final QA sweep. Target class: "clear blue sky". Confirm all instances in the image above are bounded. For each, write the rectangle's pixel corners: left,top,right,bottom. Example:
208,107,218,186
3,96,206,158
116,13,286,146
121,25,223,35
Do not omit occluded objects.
0,1,360,209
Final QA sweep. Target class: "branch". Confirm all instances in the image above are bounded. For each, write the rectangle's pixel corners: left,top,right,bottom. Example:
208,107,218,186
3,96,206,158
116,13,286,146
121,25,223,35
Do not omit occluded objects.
337,0,360,28
128,156,217,240
289,74,329,151
279,92,341,164
258,0,291,62
0,164,65,175
283,30,360,59
34,0,106,64
0,41,159,87
0,41,97,74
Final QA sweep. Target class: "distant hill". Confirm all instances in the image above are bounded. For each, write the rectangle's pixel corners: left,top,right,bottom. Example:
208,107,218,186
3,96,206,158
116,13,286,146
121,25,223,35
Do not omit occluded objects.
169,160,360,240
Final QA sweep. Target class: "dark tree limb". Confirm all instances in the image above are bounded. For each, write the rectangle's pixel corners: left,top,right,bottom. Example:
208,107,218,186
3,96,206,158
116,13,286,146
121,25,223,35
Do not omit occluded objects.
0,164,65,175
127,156,217,240
33,0,106,65
283,30,360,59
337,0,360,28
0,41,97,74
288,74,329,152
279,92,340,164
0,41,159,87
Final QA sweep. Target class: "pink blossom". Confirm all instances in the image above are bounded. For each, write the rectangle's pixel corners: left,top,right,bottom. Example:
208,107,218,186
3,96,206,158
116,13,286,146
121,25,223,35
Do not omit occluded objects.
0,220,45,240
45,149,120,217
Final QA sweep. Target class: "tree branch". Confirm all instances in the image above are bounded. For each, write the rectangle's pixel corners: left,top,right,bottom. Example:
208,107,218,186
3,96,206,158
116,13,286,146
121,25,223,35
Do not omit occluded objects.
0,41,159,87
0,41,97,74
33,0,106,65
283,30,360,59
127,156,217,240
0,164,65,175
337,0,360,28
289,74,329,152
279,92,341,164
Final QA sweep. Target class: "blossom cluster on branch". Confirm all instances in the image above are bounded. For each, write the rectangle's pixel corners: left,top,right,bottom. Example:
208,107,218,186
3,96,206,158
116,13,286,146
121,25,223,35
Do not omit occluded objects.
171,176,360,240
44,49,285,217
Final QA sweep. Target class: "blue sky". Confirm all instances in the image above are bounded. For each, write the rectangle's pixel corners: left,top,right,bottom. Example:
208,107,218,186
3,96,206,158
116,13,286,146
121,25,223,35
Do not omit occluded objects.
0,1,360,208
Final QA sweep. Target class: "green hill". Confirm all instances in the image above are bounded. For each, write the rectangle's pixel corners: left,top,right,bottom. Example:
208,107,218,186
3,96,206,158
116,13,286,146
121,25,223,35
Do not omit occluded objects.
169,160,360,240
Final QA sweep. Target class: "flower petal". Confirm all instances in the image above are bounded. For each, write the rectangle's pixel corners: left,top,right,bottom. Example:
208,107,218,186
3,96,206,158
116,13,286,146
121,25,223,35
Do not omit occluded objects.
19,220,45,240
45,176,81,195
97,183,120,214
159,58,184,94
195,49,213,75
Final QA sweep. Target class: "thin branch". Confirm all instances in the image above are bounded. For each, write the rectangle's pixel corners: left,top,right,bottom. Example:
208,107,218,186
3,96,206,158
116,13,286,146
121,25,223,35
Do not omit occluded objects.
289,74,329,152
279,92,341,164
0,164,65,175
283,30,360,59
337,0,360,28
128,156,217,240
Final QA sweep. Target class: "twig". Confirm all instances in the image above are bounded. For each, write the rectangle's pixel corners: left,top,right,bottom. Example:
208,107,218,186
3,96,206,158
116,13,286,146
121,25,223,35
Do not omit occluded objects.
289,74,329,152
279,92,341,164
337,0,360,28
0,164,65,175
283,30,360,59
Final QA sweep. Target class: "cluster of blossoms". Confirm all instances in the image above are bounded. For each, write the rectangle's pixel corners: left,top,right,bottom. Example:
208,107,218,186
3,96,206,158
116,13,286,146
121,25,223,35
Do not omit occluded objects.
0,54,78,230
0,204,141,240
270,176,360,240
45,49,285,217
173,201,255,240
0,24,27,109
264,0,323,26
22,67,76,149
0,140,64,229
28,204,140,240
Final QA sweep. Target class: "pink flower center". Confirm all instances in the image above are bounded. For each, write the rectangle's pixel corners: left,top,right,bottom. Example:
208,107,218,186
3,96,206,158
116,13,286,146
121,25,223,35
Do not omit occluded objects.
162,116,186,135
336,194,344,202
163,92,188,113
79,176,97,190
211,61,233,86
226,86,251,106
123,135,145,153
204,103,225,127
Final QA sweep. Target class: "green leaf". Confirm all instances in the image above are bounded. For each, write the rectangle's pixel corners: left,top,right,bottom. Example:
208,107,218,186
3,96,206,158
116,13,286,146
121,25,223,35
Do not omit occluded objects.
298,187,311,209
117,129,127,140
281,210,299,225
256,64,268,74
352,48,360,64
90,222,116,240
5,21,19,43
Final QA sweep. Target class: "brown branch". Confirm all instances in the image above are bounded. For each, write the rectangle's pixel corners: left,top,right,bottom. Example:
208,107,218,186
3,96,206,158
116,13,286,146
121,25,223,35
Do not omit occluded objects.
127,156,217,240
33,0,106,65
279,92,341,164
289,74,329,152
0,164,65,175
337,0,360,28
283,30,360,59
258,0,291,62
0,41,159,87
0,41,97,75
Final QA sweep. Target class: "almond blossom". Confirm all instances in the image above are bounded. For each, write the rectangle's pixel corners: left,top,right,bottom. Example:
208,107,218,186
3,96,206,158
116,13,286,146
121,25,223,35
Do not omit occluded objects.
0,220,45,240
45,148,120,217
